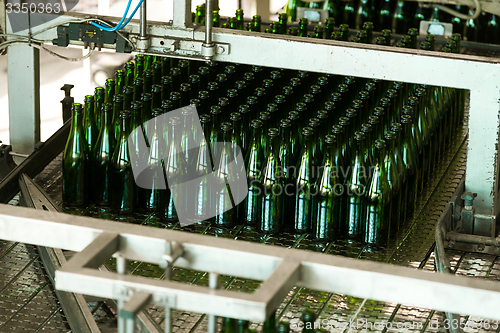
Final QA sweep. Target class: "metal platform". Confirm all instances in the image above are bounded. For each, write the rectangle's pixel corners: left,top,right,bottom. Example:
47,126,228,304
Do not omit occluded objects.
1,101,496,332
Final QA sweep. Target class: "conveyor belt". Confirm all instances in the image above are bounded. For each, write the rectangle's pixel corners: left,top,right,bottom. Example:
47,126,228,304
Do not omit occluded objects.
4,101,498,332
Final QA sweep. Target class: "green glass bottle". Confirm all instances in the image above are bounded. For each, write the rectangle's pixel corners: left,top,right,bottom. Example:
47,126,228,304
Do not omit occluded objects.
377,0,393,31
244,120,264,226
400,114,419,216
189,75,201,97
142,70,153,95
63,103,87,206
93,102,115,207
314,134,343,240
236,319,250,333
339,24,349,41
407,28,418,49
161,57,170,77
355,0,374,30
194,113,214,223
346,132,368,239
212,10,220,27
123,86,134,112
323,17,334,39
486,14,499,44
134,54,144,78
207,81,220,107
287,111,301,163
114,69,125,96
277,321,290,333
235,9,244,30
288,26,299,36
94,86,105,133
104,78,115,105
403,101,423,201
221,317,237,333
278,119,296,227
450,6,467,35
363,22,374,43
213,123,237,227
83,95,97,156
392,1,408,34
159,76,171,102
343,0,356,28
195,4,205,25
112,94,124,142
150,62,161,86
302,308,316,333
391,123,409,221
132,77,144,103
124,61,135,87
260,128,284,234
263,311,276,333
294,127,316,234
161,99,173,115
420,40,432,54
365,139,391,245
251,15,262,32
170,67,182,90
429,6,444,23
464,10,478,42
111,110,134,214
424,85,443,169
298,18,308,37
228,17,237,29
143,55,152,72
413,89,432,188
141,93,153,138
285,0,306,22
412,4,428,30
162,115,186,221
313,25,324,38
384,130,402,236
151,84,162,110
139,108,164,212
381,29,391,46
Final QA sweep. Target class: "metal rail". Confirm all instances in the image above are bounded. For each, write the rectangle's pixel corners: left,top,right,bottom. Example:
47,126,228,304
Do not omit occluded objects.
0,120,70,203
0,204,500,326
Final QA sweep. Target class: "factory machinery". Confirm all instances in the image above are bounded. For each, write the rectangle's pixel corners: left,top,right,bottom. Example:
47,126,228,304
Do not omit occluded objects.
0,0,500,331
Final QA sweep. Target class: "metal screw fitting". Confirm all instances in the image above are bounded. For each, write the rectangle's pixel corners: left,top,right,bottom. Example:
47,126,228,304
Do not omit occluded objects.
461,192,477,210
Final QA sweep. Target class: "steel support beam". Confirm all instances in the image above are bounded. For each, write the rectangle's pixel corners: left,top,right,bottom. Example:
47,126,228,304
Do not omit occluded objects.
7,44,41,157
172,0,192,28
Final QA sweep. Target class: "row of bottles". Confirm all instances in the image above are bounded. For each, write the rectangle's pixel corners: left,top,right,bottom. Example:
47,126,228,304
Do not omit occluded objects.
192,3,498,44
63,49,464,245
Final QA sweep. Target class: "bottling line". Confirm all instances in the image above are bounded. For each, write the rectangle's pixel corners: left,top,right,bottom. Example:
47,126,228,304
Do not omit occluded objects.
0,0,500,331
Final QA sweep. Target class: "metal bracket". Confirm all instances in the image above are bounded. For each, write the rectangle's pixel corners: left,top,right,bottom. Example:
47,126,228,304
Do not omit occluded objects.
121,292,152,319
152,294,176,308
149,37,229,57
160,241,184,269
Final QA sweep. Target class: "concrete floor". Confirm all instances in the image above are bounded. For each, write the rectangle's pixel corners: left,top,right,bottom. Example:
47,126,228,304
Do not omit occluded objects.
0,0,285,147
